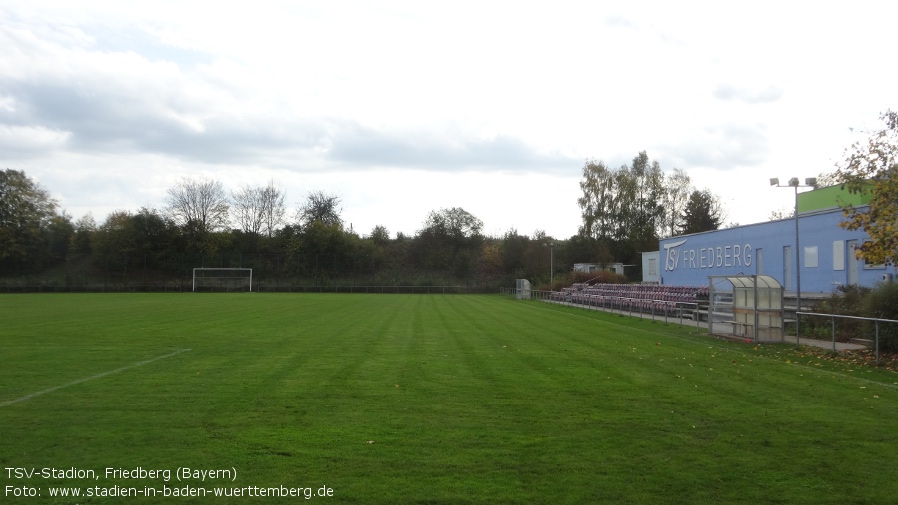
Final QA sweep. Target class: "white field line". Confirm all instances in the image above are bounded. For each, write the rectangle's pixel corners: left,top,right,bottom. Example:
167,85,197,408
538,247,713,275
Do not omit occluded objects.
0,348,191,407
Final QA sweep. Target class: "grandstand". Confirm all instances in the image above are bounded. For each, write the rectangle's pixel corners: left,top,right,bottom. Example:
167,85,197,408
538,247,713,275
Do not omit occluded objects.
551,281,710,319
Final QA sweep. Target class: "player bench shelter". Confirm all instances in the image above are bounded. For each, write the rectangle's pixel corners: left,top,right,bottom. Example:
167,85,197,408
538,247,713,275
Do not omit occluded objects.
709,274,783,343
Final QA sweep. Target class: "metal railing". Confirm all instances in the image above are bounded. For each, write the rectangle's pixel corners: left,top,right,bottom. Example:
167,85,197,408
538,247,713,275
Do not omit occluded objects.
500,287,702,329
796,311,898,362
502,288,898,361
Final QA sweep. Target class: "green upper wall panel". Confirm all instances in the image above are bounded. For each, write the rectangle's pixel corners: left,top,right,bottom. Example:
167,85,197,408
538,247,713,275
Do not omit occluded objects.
797,184,871,214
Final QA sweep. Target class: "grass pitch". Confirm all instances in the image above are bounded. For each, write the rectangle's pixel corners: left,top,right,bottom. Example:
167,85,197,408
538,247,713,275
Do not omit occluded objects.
2,293,898,504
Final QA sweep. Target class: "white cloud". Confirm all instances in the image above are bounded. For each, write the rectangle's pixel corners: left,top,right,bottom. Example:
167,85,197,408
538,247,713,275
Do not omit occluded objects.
714,84,784,105
658,123,771,171
1,0,896,239
326,123,577,173
0,124,70,156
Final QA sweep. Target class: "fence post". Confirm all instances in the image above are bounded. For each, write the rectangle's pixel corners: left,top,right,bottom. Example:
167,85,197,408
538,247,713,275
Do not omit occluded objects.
875,320,880,364
831,315,836,353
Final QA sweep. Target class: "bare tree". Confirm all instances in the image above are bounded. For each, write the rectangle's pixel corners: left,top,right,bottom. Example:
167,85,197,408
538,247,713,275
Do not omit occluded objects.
297,190,342,228
165,177,230,234
231,180,287,237
768,207,794,221
259,181,286,238
231,184,265,235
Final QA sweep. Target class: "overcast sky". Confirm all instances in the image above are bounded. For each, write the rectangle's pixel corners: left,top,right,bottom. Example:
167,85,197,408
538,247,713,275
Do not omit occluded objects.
2,1,895,239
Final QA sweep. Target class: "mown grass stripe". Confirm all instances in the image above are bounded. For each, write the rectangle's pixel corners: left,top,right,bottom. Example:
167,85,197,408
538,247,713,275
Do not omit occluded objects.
2,294,898,504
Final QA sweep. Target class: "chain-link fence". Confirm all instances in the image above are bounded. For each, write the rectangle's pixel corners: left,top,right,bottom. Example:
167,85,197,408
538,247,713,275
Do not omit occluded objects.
3,284,478,294
2,251,504,293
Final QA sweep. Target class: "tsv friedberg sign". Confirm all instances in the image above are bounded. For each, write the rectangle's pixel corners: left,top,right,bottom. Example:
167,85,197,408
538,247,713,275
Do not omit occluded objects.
664,239,753,272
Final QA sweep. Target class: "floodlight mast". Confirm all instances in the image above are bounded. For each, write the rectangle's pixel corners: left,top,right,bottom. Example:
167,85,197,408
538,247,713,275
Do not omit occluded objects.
770,177,816,339
543,242,554,288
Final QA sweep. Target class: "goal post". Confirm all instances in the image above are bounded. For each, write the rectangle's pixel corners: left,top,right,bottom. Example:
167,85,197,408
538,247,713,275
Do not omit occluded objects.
192,268,253,292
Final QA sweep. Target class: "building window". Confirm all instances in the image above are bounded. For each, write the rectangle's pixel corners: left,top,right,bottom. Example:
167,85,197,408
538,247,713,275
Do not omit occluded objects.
833,241,845,271
804,246,819,268
648,258,657,276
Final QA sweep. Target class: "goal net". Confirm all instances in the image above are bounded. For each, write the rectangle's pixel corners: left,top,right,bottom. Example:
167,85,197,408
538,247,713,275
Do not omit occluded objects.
192,268,253,292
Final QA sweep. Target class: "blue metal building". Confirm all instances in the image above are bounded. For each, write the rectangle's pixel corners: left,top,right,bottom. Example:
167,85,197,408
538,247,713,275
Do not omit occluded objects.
642,191,896,293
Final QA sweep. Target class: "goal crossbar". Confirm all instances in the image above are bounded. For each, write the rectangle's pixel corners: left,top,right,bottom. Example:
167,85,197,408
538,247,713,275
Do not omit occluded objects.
192,268,253,292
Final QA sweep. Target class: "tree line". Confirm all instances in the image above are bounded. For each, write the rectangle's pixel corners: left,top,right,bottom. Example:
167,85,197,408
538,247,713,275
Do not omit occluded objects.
0,151,732,290
0,171,596,289
13,114,895,293
576,150,726,267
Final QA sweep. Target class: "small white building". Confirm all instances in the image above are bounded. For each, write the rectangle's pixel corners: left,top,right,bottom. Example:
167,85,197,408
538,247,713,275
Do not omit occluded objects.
574,262,626,276
641,252,661,284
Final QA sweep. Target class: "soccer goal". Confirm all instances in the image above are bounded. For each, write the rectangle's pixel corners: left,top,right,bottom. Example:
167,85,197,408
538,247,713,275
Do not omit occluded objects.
192,268,253,292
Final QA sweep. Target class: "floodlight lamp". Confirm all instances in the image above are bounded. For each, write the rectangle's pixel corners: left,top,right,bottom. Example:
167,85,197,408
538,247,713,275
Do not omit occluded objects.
805,177,817,186
788,177,800,187
769,178,779,186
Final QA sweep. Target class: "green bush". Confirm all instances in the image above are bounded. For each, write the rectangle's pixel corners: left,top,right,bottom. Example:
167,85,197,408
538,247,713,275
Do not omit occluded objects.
862,282,898,352
801,285,870,341
825,285,871,316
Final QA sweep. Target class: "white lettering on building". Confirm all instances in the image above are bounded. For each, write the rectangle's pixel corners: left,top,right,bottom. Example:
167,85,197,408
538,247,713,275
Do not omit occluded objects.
664,239,752,271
